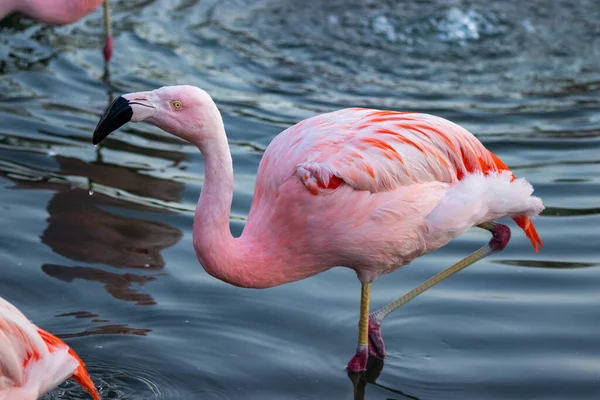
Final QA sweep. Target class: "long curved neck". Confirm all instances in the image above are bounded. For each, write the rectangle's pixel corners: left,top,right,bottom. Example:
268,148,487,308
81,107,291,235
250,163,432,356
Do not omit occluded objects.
189,104,280,288
188,105,323,289
195,135,234,244
190,111,239,279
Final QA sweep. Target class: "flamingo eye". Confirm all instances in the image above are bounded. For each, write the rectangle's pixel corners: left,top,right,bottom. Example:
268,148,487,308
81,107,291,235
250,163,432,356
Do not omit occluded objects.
170,100,183,109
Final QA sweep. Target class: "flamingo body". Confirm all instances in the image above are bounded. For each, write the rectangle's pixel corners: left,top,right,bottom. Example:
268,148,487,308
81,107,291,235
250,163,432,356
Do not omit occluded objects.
239,107,543,284
0,296,100,400
93,87,543,287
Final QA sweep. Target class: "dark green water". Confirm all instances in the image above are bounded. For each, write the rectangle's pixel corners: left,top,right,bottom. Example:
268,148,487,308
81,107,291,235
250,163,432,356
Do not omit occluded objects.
1,1,599,399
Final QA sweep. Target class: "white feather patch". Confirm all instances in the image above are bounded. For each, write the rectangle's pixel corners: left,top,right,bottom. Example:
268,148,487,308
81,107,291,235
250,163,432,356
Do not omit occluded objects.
426,171,544,236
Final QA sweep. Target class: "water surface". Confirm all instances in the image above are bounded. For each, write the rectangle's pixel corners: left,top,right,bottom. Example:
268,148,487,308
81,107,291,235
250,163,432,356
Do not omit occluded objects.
1,1,600,399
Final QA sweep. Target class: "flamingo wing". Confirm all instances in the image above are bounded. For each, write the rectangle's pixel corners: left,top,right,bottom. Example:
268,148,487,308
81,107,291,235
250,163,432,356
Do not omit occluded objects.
260,108,543,250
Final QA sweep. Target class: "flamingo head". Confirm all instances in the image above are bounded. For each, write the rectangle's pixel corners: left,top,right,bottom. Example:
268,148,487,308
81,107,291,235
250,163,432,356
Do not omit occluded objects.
93,85,223,146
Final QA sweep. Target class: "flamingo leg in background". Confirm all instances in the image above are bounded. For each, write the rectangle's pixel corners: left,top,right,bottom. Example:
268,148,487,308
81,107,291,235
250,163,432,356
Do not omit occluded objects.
103,0,114,77
367,221,511,359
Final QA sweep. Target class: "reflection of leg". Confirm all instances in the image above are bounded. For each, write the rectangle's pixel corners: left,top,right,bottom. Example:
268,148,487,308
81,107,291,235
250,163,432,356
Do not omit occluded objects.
349,356,420,400
347,283,371,373
348,365,367,400
368,221,511,358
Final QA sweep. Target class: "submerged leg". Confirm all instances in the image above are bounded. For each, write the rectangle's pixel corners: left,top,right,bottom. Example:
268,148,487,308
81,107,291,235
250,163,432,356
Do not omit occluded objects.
368,221,511,358
347,283,371,373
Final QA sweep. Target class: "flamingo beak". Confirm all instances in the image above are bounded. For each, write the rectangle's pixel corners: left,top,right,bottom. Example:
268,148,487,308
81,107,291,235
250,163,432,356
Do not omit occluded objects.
93,96,132,144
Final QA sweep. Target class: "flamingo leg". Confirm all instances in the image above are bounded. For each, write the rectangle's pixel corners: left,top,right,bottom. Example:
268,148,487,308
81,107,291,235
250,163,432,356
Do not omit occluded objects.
102,0,114,75
368,221,511,358
347,282,371,373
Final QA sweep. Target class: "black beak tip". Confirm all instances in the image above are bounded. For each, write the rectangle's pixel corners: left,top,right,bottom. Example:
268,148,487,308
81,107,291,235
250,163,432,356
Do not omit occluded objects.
93,96,133,145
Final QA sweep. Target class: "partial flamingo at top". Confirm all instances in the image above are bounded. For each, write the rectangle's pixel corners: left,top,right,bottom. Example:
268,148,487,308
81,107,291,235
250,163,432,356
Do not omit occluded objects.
0,0,114,63
0,295,100,400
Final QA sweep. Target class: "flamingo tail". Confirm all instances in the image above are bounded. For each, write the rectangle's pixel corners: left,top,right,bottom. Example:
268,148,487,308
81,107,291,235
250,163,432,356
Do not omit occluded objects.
513,215,543,252
488,152,543,252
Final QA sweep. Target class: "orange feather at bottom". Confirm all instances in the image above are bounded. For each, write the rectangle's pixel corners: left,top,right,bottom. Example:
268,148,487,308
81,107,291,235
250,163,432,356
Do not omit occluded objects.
37,329,101,400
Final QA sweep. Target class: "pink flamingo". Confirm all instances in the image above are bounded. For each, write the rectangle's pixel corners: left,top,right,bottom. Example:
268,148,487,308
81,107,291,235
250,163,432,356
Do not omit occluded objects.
92,85,544,373
0,296,100,399
0,0,114,63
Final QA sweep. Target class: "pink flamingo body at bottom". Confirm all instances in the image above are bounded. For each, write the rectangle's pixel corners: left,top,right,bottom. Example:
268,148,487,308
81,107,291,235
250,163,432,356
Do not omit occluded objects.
93,85,544,373
0,296,100,400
